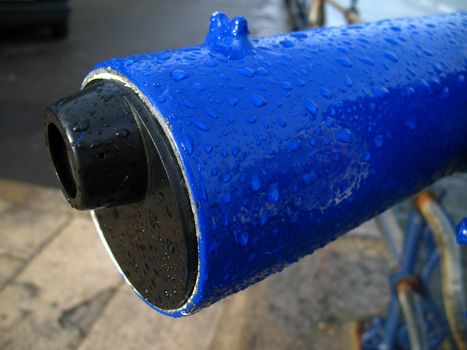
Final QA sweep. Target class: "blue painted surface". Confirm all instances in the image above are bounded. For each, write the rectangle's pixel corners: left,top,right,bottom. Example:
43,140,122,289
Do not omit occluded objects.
87,12,467,316
457,218,467,245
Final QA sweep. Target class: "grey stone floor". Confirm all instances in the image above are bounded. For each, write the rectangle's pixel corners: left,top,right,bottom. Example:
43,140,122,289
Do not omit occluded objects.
0,175,465,350
0,179,387,350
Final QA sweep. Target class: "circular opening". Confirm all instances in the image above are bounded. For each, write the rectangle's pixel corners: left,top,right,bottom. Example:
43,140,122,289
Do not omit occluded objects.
47,123,77,198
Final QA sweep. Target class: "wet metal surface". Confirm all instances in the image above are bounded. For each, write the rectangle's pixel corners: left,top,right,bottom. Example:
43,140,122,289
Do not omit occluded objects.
86,12,467,316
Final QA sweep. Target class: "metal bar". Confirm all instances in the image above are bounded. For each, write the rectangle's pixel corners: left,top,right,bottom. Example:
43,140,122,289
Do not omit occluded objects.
309,0,326,27
382,297,401,349
396,282,428,350
375,210,403,271
415,192,467,349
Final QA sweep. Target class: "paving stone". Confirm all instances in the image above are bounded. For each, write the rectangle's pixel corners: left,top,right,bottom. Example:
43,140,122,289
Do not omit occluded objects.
77,285,226,350
0,198,9,215
0,206,71,289
209,237,390,350
0,217,122,350
0,178,86,217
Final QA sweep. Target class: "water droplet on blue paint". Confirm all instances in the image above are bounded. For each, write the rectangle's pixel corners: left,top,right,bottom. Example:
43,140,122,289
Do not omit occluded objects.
247,115,256,124
237,67,255,77
251,94,267,107
276,117,287,128
204,59,217,67
335,129,353,143
256,67,269,76
358,56,375,66
288,139,301,151
374,135,383,148
194,82,205,91
222,173,232,183
320,87,333,99
336,57,352,68
227,97,238,106
250,174,261,192
280,39,294,48
182,134,193,154
371,86,389,97
343,75,353,87
383,51,399,62
384,37,398,45
205,107,218,119
239,232,249,246
280,82,292,91
405,116,416,130
171,69,187,81
291,32,307,39
193,120,210,132
304,98,318,117
267,183,280,203
303,171,317,185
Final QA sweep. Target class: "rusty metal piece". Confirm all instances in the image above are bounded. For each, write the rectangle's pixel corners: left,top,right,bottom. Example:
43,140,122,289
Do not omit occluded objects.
417,195,467,349
397,284,428,350
395,276,421,293
309,0,325,27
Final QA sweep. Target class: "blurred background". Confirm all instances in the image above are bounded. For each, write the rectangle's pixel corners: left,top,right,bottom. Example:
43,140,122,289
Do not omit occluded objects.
0,1,466,349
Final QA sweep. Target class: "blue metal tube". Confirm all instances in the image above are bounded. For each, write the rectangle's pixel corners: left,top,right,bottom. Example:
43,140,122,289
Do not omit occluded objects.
81,12,467,316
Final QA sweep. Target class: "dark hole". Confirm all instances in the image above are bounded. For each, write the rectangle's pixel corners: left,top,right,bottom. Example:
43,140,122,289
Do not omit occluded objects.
47,123,77,198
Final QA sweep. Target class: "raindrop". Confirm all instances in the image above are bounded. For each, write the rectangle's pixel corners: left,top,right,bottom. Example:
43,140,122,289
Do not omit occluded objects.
204,59,217,67
251,94,267,108
358,56,375,66
193,120,210,132
335,129,353,143
343,75,353,87
194,82,205,91
256,67,269,76
222,173,232,183
170,69,187,81
336,57,353,68
280,39,294,48
280,82,292,91
383,51,399,63
320,87,333,99
116,129,129,138
267,183,280,203
303,171,317,185
237,67,255,77
374,134,384,148
276,117,287,128
404,115,416,130
247,115,256,124
371,86,389,97
384,37,398,46
73,119,89,132
239,232,249,246
227,97,238,106
250,174,261,192
288,139,301,152
304,98,318,117
181,134,193,155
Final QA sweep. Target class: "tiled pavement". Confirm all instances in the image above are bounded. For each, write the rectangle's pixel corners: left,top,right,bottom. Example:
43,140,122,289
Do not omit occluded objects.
0,175,465,349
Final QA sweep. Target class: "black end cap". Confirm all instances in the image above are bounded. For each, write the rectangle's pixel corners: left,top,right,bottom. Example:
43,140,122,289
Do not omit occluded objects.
44,80,148,210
